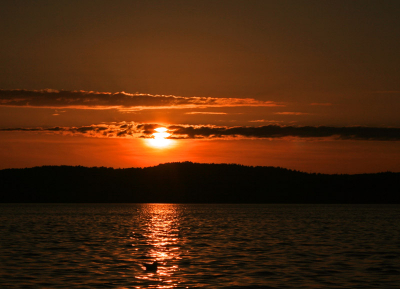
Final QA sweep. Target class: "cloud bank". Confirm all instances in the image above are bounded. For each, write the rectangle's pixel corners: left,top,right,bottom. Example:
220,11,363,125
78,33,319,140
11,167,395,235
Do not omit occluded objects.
185,112,227,115
2,123,399,141
0,89,280,111
274,112,310,116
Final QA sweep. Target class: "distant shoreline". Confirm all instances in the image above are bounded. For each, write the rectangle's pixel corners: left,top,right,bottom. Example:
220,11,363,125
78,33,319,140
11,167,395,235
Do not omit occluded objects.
1,162,399,204
2,162,399,175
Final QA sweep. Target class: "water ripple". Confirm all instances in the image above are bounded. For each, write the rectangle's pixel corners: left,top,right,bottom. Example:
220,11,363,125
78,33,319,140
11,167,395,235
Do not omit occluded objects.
1,204,400,288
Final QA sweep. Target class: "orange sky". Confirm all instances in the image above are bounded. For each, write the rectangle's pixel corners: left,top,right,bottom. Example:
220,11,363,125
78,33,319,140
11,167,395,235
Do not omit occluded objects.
0,1,399,173
1,131,399,174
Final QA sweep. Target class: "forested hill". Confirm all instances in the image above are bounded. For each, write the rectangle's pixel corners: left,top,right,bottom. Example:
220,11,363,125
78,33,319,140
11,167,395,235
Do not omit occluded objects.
0,162,399,203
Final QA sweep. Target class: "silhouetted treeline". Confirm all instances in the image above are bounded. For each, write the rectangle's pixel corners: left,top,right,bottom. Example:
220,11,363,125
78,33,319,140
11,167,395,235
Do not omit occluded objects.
0,162,399,203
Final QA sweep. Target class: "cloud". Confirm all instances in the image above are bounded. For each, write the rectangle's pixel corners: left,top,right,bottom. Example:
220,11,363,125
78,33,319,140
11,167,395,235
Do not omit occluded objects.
166,125,400,140
0,89,281,111
0,124,136,138
274,112,310,115
185,112,227,115
1,123,399,141
248,120,284,124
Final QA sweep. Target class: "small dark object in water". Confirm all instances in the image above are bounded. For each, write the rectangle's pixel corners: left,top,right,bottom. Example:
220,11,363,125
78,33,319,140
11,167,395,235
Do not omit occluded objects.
143,261,158,271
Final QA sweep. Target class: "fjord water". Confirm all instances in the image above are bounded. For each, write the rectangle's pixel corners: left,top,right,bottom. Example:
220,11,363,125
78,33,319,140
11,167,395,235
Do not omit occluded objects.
1,204,399,288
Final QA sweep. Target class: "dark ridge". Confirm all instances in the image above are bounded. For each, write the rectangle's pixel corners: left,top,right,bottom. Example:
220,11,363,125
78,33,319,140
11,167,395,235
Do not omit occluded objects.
0,162,399,203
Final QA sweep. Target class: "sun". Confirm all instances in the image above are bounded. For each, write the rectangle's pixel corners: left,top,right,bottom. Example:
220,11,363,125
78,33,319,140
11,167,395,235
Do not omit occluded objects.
146,127,173,148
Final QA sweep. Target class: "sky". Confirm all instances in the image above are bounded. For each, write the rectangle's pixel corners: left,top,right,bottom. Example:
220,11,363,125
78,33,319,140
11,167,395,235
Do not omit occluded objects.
1,0,399,174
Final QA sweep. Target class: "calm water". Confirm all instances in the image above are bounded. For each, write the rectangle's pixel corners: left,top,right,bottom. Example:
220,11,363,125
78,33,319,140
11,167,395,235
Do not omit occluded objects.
1,204,399,288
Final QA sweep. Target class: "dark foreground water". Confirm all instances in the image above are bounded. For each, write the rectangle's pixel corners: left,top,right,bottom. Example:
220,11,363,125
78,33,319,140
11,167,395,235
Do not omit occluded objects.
1,204,399,288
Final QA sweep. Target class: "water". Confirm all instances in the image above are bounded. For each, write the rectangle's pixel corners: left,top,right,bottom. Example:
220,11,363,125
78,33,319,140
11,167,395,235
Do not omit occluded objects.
1,204,399,288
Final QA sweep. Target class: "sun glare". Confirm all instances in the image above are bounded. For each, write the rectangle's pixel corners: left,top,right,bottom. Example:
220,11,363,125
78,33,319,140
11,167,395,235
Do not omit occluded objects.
146,127,173,148
154,127,168,133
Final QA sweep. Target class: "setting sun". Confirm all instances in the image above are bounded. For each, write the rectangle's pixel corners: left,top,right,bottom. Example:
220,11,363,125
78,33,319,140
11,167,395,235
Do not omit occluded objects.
146,127,173,148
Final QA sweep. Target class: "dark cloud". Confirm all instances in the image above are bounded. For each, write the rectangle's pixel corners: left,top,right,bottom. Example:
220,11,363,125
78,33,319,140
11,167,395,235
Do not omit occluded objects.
136,123,160,135
274,112,310,115
1,123,399,141
166,125,400,141
0,127,42,132
0,89,280,111
185,112,227,115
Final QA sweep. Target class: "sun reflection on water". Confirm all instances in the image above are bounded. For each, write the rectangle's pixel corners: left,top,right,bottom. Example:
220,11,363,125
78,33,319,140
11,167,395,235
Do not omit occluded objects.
132,204,186,288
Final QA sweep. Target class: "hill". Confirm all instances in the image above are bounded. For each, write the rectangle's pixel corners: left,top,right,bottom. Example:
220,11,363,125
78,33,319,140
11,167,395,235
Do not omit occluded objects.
0,162,399,203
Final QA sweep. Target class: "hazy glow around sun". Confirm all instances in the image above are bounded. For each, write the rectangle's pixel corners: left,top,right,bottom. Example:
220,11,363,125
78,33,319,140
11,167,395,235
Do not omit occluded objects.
154,127,168,133
146,127,173,148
